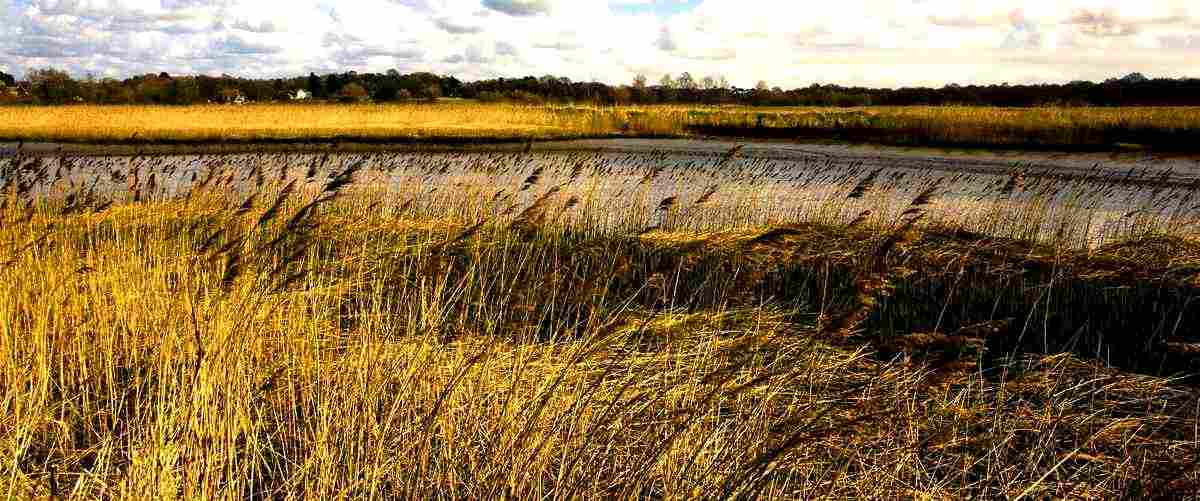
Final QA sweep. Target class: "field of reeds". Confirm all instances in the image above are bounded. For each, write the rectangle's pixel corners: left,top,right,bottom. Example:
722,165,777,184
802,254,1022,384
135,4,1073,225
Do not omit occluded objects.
2,144,1200,498
4,103,1200,151
684,105,1200,151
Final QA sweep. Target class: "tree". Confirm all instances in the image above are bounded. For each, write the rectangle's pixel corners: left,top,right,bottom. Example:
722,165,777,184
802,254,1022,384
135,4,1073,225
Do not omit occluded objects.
676,72,697,90
217,86,243,104
751,80,773,105
372,80,400,101
1119,72,1148,84
338,82,369,102
307,73,324,98
440,76,463,98
26,68,79,104
659,74,676,89
77,73,99,103
133,74,171,104
14,66,1200,108
324,74,344,97
93,78,132,104
423,84,442,101
167,77,201,105
610,86,632,105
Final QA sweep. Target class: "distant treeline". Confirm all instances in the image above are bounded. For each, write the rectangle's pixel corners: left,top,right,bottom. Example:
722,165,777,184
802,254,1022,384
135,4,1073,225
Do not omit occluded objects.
2,68,1199,107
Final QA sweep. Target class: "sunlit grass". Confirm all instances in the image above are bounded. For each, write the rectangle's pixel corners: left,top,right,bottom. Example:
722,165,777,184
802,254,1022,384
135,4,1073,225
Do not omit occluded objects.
4,103,1200,149
1,145,1198,498
0,103,630,143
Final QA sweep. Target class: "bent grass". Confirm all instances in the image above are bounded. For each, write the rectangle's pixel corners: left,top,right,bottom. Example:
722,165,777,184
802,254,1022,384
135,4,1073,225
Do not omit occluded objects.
1,145,1198,498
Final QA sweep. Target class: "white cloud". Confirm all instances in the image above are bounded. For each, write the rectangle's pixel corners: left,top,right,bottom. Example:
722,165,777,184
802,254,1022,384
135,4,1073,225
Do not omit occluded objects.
481,0,554,16
0,0,1196,87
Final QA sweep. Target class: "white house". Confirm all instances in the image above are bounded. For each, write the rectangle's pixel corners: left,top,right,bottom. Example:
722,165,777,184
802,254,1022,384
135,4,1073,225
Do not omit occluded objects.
292,89,311,100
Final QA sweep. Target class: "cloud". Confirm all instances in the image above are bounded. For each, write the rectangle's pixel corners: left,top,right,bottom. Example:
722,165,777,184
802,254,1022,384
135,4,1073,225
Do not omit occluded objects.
1065,8,1140,37
231,19,279,34
434,17,483,34
214,34,283,55
0,0,1197,87
482,0,554,17
443,44,493,64
496,41,521,55
655,25,676,51
533,41,580,50
928,15,998,28
1002,8,1043,48
1159,34,1200,48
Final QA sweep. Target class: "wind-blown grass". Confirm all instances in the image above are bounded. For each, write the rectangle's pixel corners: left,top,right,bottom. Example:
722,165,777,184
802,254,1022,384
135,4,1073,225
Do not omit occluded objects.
1,145,1198,498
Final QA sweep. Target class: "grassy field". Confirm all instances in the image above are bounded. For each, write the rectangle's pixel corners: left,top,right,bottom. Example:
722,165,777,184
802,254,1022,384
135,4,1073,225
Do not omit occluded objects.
2,145,1199,498
4,103,1200,151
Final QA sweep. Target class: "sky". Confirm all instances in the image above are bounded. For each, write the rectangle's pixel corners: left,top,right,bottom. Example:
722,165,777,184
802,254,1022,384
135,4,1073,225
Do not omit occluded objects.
1,0,1199,88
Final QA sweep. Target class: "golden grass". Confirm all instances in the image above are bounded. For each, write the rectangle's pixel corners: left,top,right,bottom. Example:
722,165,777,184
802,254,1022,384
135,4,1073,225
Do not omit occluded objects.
2,147,1199,498
3,103,1200,149
0,103,629,143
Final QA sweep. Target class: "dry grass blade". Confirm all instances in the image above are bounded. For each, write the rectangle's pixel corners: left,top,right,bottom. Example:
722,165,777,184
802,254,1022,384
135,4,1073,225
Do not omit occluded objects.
233,190,259,217
847,210,872,229
656,195,678,212
322,159,365,194
257,179,297,228
639,164,667,185
563,195,580,211
2,139,1197,500
848,168,884,200
721,143,746,164
694,185,719,206
520,166,544,192
511,186,562,231
429,218,490,256
220,252,242,291
1000,169,1026,198
1,224,55,268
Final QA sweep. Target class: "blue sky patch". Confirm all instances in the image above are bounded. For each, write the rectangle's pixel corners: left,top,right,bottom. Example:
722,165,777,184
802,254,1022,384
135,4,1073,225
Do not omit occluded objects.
611,1,702,16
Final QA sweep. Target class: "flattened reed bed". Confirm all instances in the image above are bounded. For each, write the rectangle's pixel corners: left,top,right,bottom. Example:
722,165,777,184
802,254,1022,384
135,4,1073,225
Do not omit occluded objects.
7,146,1199,246
1,144,1199,498
4,145,1200,369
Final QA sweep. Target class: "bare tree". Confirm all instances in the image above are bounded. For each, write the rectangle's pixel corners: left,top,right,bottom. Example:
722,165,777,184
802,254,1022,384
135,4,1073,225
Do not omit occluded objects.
676,72,697,90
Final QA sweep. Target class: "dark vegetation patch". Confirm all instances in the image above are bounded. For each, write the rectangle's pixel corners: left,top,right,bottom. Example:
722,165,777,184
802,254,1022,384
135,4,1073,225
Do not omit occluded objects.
689,110,1200,153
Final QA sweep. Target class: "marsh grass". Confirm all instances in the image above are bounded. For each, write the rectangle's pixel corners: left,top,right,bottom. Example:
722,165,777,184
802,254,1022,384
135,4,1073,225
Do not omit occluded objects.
5,104,1200,151
1,145,1199,498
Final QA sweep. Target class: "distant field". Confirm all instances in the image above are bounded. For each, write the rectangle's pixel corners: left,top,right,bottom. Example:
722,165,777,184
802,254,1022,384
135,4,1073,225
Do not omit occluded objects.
4,103,1200,151
0,103,621,143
